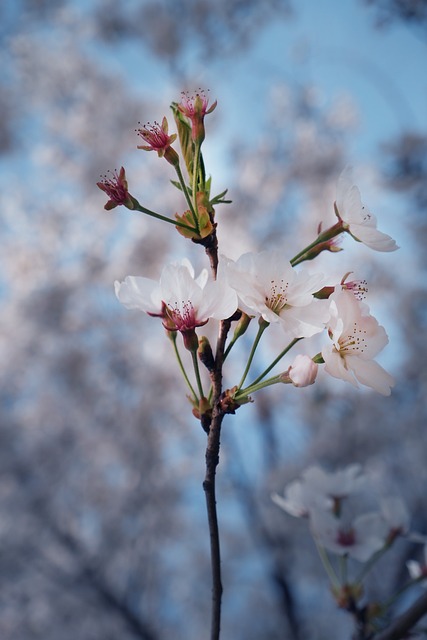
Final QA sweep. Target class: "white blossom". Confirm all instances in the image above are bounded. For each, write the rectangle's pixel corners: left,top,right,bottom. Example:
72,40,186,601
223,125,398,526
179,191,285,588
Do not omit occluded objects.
226,250,329,338
115,258,238,332
310,508,388,562
271,478,329,518
322,290,394,395
335,166,398,252
301,464,367,501
272,464,366,518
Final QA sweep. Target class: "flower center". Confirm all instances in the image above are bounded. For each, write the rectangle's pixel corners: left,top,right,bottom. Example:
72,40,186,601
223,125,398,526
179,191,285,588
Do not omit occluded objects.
265,279,289,315
166,299,197,332
338,322,368,355
336,527,356,548
138,121,169,150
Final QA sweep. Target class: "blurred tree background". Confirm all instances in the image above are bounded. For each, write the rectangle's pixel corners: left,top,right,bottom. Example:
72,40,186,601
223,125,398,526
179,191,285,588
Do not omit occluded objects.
0,1,426,638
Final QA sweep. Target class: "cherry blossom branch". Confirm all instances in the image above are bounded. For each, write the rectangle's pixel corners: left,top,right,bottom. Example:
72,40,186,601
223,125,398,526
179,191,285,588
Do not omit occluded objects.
374,590,427,640
203,317,232,640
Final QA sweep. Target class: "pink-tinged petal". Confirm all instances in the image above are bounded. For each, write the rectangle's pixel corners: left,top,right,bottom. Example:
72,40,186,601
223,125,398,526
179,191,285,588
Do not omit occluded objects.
198,278,238,321
346,356,395,396
288,355,318,387
335,166,398,252
322,346,359,387
114,276,162,314
349,224,399,252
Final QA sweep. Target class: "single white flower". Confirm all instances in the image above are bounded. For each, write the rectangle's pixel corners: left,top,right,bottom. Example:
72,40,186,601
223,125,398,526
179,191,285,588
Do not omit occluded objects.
407,545,427,586
272,464,366,518
115,258,238,333
302,464,367,502
322,290,395,395
226,250,329,338
335,166,398,252
310,508,388,562
288,355,318,387
271,478,329,518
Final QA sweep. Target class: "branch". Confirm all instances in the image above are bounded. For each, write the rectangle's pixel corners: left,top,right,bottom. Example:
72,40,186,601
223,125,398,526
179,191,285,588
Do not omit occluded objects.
375,589,427,640
203,317,232,640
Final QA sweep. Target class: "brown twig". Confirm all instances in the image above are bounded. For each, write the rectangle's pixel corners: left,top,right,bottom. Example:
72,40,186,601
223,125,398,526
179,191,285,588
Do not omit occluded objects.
203,316,231,640
374,589,427,640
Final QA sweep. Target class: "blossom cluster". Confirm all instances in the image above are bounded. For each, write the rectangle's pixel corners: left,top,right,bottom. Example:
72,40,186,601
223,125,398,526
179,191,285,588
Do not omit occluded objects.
115,194,396,397
99,90,403,638
272,464,409,562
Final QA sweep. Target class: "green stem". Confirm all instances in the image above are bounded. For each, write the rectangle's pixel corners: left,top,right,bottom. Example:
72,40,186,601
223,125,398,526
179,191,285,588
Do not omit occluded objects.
192,349,205,399
249,337,301,387
235,374,283,401
236,320,269,391
355,544,391,584
170,332,198,403
314,540,341,589
134,202,197,233
290,221,344,266
192,141,202,224
339,555,348,585
174,162,199,230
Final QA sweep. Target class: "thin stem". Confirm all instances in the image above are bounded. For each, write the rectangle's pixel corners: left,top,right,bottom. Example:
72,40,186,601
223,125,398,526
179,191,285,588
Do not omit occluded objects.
170,332,198,403
174,162,199,230
134,202,197,233
290,221,344,266
339,555,348,585
234,374,283,401
192,141,201,221
236,320,269,391
249,338,301,387
355,544,390,584
314,540,341,590
191,349,205,399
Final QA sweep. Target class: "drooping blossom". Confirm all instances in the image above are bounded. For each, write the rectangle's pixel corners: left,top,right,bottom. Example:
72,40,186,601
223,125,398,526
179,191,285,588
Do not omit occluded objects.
115,259,237,349
335,166,398,252
136,117,179,166
178,89,217,143
286,354,318,387
97,167,134,210
226,250,329,338
322,289,394,395
309,508,388,562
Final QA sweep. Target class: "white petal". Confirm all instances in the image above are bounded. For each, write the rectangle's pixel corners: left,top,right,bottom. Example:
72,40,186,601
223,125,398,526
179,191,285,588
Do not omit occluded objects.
347,356,394,396
322,346,359,387
114,276,162,314
349,224,399,252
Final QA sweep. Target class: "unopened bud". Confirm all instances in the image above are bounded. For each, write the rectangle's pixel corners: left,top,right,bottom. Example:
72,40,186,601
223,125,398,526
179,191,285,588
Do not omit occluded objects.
232,312,251,340
198,336,215,371
281,355,318,388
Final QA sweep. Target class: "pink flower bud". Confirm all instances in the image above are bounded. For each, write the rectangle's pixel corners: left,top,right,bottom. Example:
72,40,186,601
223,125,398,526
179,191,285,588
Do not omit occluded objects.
288,355,318,387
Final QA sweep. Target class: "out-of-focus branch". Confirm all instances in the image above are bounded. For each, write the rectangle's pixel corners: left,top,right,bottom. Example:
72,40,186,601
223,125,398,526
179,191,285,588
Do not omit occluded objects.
375,590,427,640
